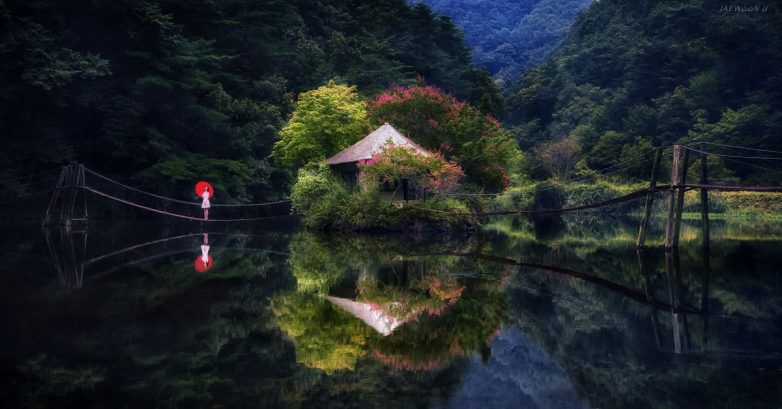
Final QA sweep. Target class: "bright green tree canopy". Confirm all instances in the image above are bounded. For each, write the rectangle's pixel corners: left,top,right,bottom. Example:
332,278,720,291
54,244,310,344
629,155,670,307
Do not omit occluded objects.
273,82,371,168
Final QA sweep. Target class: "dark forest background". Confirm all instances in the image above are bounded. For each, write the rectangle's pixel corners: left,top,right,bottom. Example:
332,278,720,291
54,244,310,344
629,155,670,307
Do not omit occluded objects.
503,0,782,183
0,0,501,202
2,0,781,204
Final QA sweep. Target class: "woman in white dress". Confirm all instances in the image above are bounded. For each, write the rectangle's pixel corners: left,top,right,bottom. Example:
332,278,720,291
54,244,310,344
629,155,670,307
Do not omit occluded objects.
201,188,211,220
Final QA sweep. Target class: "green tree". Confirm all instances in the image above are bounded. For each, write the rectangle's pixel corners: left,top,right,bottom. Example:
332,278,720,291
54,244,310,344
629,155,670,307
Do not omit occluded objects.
273,82,371,169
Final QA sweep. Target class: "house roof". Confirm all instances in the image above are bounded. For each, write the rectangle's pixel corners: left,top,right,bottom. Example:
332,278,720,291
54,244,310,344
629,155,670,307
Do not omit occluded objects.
325,123,432,166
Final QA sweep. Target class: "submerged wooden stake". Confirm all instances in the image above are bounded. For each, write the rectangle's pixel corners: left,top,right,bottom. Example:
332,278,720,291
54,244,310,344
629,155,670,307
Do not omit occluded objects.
636,148,662,248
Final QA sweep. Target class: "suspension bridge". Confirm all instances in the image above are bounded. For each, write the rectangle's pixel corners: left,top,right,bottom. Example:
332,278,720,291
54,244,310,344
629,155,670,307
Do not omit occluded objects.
20,142,782,250
39,164,292,228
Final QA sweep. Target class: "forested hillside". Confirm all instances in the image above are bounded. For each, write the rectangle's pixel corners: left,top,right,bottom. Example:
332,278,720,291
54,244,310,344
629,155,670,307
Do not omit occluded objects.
414,0,591,83
0,0,502,202
505,0,782,182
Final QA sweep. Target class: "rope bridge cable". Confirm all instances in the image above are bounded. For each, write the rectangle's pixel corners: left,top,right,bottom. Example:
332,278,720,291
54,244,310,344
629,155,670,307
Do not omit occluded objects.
718,156,782,175
82,186,292,222
89,245,290,280
684,145,782,180
431,149,657,198
692,143,782,159
82,167,291,207
84,232,290,265
84,233,201,265
684,146,782,161
435,251,781,324
410,185,671,217
684,183,782,192
696,142,782,155
436,159,655,198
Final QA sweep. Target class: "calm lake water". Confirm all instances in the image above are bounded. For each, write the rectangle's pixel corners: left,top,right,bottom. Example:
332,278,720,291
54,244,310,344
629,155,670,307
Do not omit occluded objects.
1,216,781,408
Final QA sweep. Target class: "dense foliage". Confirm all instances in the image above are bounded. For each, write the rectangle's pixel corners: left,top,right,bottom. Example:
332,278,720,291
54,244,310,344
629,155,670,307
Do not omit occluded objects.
290,165,474,230
0,0,501,202
272,82,370,168
358,145,465,194
505,0,782,183
371,84,521,190
414,0,591,83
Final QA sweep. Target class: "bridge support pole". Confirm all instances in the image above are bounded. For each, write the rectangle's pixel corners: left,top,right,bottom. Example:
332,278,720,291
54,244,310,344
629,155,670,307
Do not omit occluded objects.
636,148,662,248
699,148,710,250
42,164,88,230
672,147,690,249
665,145,681,251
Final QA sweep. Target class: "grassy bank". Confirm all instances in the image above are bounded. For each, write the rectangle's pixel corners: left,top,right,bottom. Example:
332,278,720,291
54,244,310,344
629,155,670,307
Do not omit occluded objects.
491,181,782,219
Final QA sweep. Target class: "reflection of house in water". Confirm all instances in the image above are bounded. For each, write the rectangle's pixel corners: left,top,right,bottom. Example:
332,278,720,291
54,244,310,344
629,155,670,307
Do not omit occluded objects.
325,123,431,201
326,296,403,336
328,255,456,336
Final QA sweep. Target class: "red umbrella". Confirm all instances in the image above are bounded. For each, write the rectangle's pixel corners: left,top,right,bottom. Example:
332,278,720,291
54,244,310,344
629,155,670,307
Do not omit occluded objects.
194,255,214,273
195,181,214,198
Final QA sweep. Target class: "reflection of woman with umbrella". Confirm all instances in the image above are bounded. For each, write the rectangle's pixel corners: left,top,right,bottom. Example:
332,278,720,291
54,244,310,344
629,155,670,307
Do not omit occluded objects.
194,233,213,273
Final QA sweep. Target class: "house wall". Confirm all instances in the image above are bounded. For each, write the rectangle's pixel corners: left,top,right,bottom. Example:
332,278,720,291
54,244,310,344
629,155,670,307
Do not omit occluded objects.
329,162,425,202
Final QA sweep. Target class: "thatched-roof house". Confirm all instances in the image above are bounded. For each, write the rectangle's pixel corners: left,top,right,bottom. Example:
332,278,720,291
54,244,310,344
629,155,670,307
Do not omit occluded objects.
326,123,431,200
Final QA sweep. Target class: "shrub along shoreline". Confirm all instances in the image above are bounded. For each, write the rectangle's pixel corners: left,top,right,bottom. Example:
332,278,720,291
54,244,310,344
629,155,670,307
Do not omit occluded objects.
293,172,782,231
291,165,479,231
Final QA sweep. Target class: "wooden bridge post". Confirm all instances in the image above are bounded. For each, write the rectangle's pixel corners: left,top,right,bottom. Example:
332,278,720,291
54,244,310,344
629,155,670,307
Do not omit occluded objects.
636,148,662,248
699,147,710,250
665,145,681,250
672,147,690,248
42,166,68,228
42,164,88,230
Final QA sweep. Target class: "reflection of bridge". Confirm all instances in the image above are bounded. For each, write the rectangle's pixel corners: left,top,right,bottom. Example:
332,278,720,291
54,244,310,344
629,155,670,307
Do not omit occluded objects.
437,250,780,356
44,229,289,288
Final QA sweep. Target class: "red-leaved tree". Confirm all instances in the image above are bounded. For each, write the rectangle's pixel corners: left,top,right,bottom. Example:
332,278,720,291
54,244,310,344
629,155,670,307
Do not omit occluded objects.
358,144,465,195
370,83,520,191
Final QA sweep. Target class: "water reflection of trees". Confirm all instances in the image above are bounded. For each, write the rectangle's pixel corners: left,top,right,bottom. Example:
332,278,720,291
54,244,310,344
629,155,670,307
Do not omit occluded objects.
8,228,300,407
488,218,782,409
273,232,511,374
8,218,782,408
